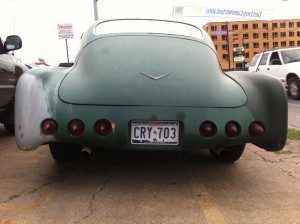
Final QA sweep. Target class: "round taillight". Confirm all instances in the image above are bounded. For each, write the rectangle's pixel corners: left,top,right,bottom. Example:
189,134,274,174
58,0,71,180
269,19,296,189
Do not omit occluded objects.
95,119,112,136
249,121,265,137
200,121,217,137
41,119,58,135
68,119,85,136
225,121,241,137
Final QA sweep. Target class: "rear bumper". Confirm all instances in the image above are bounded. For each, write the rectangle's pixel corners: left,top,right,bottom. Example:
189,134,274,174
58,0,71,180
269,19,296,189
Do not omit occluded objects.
16,100,261,151
56,105,257,150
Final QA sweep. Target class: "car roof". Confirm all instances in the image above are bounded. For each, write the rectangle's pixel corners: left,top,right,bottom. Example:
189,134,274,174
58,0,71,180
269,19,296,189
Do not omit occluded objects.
257,47,300,55
80,19,214,49
94,19,204,39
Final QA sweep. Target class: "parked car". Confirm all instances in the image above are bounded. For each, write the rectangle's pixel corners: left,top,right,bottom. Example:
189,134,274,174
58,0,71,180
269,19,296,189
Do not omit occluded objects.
25,58,49,69
248,47,300,100
0,35,27,134
15,19,287,163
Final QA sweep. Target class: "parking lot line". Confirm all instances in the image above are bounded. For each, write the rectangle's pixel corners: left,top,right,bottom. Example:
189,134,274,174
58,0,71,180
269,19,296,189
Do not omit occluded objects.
187,173,227,224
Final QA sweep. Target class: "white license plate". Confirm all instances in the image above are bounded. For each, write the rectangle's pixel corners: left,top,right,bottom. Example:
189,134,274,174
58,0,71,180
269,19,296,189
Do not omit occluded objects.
131,121,179,145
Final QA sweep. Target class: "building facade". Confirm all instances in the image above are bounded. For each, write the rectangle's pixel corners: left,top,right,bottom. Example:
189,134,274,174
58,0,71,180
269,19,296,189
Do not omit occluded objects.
204,19,300,70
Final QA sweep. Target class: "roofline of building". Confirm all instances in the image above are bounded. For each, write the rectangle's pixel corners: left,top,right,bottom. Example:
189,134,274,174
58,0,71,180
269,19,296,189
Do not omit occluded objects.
203,18,300,27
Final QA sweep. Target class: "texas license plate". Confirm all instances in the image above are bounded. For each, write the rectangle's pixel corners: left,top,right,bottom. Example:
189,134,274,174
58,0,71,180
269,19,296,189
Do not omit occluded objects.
131,121,179,145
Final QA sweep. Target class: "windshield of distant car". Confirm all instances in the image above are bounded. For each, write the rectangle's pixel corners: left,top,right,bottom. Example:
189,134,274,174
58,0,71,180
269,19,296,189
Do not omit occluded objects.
249,53,261,67
281,48,300,64
95,20,204,39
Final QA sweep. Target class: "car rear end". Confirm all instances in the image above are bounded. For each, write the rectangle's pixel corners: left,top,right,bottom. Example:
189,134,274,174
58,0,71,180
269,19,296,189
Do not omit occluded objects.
15,20,287,156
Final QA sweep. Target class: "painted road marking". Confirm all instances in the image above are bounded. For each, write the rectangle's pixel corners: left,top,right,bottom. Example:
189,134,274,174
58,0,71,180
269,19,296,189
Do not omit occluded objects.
186,169,227,224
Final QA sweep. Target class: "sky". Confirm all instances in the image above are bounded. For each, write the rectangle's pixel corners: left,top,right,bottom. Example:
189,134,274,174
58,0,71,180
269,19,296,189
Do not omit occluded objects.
0,0,299,65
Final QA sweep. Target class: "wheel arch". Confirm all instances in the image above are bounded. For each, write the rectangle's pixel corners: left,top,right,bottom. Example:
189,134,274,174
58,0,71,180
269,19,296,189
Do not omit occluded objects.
286,73,299,82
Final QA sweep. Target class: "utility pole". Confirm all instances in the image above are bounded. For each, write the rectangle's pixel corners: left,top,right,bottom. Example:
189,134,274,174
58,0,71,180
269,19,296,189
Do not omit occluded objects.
93,0,99,21
65,39,70,63
226,21,231,71
242,37,245,69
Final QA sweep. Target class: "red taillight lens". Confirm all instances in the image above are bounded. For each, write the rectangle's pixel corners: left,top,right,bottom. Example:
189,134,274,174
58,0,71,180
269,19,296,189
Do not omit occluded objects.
225,121,241,137
41,119,58,135
95,119,112,136
200,121,217,137
249,121,265,137
68,119,85,136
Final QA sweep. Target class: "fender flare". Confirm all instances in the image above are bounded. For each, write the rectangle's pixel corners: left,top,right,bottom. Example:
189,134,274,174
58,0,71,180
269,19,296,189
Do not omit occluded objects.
15,67,66,150
227,71,287,151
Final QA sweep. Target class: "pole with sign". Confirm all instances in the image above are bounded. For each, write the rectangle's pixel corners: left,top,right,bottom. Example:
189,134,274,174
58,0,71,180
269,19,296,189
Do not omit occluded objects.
57,23,74,63
233,47,245,70
93,0,99,21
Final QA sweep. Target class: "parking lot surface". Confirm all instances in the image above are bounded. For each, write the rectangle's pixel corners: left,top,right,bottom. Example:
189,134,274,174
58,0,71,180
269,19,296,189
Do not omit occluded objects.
0,125,299,224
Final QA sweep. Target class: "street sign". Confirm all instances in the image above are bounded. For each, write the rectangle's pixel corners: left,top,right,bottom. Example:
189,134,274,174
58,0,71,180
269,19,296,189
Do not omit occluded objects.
233,46,245,63
57,24,74,39
212,30,234,35
57,23,74,63
173,6,273,20
234,55,245,62
233,47,245,52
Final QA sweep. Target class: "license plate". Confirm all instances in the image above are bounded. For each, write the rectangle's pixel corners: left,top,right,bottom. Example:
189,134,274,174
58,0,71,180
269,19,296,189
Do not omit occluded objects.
131,121,179,145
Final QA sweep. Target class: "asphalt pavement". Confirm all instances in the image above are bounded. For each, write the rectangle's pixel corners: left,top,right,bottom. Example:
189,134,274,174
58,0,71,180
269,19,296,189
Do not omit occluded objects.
288,98,300,129
0,125,299,224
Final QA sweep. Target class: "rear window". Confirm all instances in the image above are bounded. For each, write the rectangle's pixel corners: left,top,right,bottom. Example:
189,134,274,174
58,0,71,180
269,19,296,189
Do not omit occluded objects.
281,48,300,63
95,20,204,39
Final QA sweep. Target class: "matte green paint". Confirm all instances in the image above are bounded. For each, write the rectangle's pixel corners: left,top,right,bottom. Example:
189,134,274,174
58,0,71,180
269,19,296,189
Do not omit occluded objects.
59,35,247,107
228,71,288,151
23,21,287,151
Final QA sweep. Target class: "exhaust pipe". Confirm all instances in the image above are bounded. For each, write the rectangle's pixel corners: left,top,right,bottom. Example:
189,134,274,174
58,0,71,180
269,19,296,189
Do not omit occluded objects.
81,146,92,158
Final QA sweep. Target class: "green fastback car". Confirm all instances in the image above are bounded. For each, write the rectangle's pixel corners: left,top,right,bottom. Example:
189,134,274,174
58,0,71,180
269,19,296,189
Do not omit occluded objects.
15,19,287,163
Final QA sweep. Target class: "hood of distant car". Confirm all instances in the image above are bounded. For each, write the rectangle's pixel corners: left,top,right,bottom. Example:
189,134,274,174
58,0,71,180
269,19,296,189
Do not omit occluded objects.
59,35,247,108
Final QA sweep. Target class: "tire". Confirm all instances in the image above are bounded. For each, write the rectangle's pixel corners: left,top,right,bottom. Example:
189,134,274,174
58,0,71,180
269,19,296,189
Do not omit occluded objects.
209,144,245,163
49,143,83,163
3,123,15,135
287,76,300,100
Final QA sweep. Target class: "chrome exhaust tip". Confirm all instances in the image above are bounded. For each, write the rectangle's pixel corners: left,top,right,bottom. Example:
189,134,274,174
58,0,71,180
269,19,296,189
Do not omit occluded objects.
81,146,92,158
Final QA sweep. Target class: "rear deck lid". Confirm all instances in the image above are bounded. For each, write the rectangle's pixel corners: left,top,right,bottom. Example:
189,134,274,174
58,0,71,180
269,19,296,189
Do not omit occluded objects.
59,35,247,108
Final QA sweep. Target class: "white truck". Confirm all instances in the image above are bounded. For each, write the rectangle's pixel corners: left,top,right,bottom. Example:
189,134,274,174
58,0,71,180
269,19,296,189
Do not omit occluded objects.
248,47,300,100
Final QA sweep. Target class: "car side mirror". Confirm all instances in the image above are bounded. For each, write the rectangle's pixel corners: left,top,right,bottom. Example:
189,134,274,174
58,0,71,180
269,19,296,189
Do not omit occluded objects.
4,35,22,52
270,59,282,65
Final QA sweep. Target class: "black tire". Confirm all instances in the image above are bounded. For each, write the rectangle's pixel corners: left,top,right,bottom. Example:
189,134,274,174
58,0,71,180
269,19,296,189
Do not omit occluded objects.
287,76,300,100
3,123,15,135
49,143,82,163
209,144,245,163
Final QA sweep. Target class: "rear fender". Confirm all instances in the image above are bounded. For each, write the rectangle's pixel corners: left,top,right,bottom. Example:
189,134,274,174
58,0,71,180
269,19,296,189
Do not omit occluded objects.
15,67,67,150
228,71,287,151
